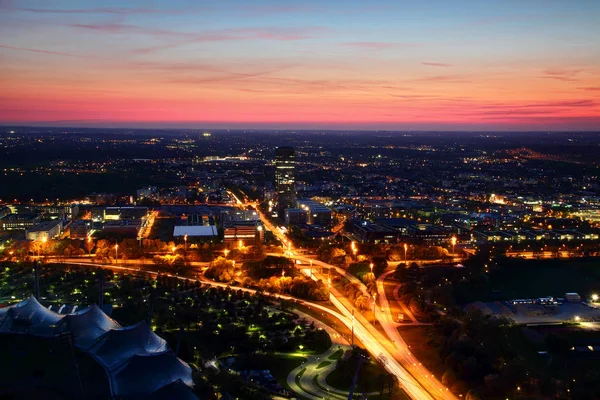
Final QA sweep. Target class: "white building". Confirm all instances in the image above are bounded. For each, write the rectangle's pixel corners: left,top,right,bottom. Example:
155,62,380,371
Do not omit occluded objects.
26,220,63,241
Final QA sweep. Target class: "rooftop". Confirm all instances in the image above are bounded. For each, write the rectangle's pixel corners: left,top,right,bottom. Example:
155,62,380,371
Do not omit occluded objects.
173,225,218,237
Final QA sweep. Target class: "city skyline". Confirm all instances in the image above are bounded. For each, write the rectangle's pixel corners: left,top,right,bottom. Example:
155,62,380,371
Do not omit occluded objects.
1,0,600,131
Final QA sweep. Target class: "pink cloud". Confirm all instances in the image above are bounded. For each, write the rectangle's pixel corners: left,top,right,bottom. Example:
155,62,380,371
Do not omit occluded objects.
421,62,452,68
339,42,423,50
540,68,583,82
0,44,101,59
579,86,600,91
72,23,325,41
71,23,326,53
8,6,189,14
414,75,469,83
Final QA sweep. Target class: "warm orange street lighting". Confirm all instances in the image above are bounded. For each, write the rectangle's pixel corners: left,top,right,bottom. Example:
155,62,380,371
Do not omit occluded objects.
404,243,408,265
370,262,374,273
238,239,243,250
224,249,230,258
114,244,119,263
171,246,176,254
451,236,457,256
184,234,188,251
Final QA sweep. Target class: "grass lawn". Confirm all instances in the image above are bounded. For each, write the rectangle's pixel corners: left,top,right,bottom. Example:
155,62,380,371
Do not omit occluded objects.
329,348,344,360
234,353,306,391
317,360,332,369
326,358,411,400
397,325,446,379
326,357,388,392
0,334,110,400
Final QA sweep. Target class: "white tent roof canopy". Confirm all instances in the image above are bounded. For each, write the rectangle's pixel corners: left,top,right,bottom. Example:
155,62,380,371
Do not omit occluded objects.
113,351,194,397
57,304,121,349
0,296,196,399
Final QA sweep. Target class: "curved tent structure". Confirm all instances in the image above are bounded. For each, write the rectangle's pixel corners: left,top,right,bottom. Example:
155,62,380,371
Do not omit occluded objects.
89,321,168,370
56,304,121,349
0,305,12,327
0,295,63,336
112,351,193,397
149,379,199,400
1,296,194,398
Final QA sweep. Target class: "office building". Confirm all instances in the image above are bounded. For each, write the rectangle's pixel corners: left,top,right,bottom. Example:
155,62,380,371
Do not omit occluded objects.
284,208,308,226
26,220,63,241
0,213,41,230
222,209,260,222
69,220,91,239
275,147,296,216
224,221,263,246
297,199,332,226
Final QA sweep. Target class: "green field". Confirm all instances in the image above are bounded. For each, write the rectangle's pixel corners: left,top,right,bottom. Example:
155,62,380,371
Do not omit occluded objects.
233,353,306,391
454,258,600,303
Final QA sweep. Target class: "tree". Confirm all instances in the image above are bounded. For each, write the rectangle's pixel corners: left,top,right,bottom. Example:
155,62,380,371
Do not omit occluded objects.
319,245,346,263
465,390,482,400
95,239,111,257
394,263,408,280
85,239,95,256
355,294,371,310
442,369,457,387
371,256,388,276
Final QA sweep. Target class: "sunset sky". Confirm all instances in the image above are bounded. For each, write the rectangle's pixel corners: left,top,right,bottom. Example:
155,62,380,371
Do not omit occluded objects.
1,0,599,130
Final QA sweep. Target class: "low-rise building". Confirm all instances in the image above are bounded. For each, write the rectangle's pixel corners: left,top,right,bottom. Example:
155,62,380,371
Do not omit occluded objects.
297,199,332,226
284,208,308,225
69,220,91,239
136,186,159,201
222,209,260,222
224,221,263,246
173,225,218,240
350,221,399,244
26,220,62,241
0,213,41,230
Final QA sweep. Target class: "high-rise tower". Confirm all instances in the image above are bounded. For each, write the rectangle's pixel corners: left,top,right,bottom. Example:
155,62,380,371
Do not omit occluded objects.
275,147,296,216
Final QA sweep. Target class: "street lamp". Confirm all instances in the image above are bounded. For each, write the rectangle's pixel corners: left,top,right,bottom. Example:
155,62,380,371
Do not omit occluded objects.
451,236,457,256
404,243,408,265
370,262,374,274
87,236,92,256
40,236,47,258
114,244,119,264
224,249,229,258
592,294,599,302
184,235,187,252
351,309,355,347
373,293,377,322
171,246,176,254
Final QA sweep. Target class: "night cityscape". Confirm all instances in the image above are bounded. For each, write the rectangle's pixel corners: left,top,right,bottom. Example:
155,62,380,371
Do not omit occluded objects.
1,1,600,400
